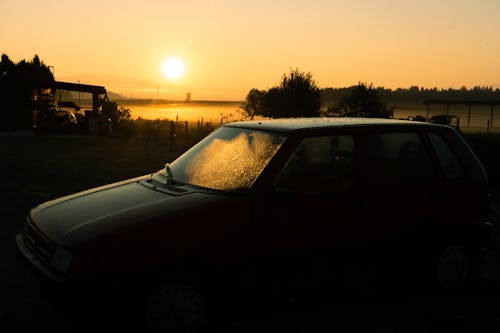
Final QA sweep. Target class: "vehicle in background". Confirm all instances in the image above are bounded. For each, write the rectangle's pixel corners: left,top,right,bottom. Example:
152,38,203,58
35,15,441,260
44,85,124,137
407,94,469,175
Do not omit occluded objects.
33,101,81,134
429,114,460,129
407,114,461,130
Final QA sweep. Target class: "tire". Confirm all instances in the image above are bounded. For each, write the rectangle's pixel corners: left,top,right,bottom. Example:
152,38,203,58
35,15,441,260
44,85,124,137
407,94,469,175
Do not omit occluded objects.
434,243,474,291
143,281,206,333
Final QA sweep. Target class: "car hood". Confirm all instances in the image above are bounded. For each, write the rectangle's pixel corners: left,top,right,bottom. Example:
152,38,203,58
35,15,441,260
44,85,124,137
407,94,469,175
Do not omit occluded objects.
29,175,229,249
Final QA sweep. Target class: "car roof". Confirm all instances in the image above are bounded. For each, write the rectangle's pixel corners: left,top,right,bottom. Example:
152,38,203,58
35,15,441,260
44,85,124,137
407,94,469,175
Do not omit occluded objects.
224,117,438,133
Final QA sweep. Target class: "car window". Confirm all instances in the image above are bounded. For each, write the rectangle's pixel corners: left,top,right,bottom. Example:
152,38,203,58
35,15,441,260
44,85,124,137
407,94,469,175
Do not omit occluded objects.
169,127,286,191
428,132,465,180
274,135,356,194
368,132,434,188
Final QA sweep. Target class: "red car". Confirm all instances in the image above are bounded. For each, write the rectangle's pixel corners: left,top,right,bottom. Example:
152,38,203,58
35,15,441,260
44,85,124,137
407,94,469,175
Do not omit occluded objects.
17,118,492,333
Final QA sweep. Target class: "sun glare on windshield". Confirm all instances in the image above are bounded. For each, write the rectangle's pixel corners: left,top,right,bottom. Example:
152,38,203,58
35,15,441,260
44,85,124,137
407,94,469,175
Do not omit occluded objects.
170,128,285,191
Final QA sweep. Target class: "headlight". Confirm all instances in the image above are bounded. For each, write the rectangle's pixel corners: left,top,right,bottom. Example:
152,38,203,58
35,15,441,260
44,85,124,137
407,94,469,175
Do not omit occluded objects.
50,246,72,275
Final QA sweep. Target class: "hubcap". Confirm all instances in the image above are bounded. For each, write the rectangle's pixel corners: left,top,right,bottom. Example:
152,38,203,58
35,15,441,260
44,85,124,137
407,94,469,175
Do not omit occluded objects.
436,245,469,289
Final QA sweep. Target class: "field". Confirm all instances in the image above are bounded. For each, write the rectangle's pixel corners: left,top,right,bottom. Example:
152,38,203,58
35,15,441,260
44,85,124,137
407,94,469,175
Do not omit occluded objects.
119,100,244,124
1,131,500,332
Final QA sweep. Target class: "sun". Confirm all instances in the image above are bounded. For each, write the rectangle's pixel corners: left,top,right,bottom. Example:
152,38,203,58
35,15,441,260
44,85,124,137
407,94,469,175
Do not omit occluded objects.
162,58,185,79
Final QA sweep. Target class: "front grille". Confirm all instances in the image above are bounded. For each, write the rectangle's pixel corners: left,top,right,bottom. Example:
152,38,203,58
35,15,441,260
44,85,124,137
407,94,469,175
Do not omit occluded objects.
23,218,55,263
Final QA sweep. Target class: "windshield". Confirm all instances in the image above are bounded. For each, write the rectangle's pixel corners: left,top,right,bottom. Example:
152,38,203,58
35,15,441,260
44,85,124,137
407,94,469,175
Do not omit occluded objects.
167,126,286,191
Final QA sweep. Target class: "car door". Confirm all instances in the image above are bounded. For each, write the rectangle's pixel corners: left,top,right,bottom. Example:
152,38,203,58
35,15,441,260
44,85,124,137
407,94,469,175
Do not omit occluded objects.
361,129,438,270
426,130,471,226
252,132,361,288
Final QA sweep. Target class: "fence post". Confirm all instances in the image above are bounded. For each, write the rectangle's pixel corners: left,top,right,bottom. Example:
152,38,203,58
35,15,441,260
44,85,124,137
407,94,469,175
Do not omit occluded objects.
490,104,494,130
169,120,176,142
467,104,471,127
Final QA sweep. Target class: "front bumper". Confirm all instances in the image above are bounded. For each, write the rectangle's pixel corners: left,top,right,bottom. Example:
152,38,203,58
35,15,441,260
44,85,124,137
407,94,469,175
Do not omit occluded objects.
16,232,146,311
16,234,141,324
16,233,66,285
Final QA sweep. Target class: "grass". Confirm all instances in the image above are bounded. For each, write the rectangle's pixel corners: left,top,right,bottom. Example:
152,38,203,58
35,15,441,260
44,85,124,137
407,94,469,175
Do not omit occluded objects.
1,135,196,227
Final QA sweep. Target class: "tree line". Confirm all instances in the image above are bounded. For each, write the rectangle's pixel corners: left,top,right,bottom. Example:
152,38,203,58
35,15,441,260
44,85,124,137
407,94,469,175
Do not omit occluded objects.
321,85,500,106
243,69,500,120
243,69,392,119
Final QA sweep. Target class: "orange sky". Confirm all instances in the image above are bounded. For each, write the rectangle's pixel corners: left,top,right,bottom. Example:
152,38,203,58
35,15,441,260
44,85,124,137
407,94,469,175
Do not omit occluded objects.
1,0,500,101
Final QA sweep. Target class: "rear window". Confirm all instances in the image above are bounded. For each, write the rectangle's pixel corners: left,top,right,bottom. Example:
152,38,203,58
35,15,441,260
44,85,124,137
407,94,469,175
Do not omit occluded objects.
368,132,434,188
428,132,465,180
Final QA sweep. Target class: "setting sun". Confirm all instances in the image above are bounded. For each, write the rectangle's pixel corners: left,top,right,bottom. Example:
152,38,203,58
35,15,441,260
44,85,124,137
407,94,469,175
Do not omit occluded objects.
162,58,185,79
3,1,500,100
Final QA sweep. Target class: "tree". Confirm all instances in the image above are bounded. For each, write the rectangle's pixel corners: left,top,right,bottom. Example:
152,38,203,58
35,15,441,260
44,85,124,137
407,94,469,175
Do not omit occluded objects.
0,54,55,130
334,82,393,118
243,69,321,119
274,68,321,118
0,54,15,76
243,88,264,120
101,100,132,136
263,87,285,118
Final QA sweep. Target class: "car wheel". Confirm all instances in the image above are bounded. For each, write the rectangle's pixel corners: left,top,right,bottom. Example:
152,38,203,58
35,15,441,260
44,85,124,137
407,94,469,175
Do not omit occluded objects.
143,282,206,333
435,244,471,290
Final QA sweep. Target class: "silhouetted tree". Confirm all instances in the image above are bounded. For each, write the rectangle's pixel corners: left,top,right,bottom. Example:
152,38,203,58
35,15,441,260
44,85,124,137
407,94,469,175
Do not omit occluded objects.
274,69,321,118
101,100,132,136
263,87,286,118
332,83,392,118
0,54,54,130
243,88,265,120
0,54,15,75
243,69,321,119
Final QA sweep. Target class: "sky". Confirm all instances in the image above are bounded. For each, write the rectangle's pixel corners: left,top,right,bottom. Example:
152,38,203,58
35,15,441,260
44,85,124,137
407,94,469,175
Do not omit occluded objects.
1,0,500,101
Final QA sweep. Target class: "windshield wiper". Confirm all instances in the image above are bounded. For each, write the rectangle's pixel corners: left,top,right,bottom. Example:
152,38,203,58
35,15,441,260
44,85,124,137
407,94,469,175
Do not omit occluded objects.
165,163,173,179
